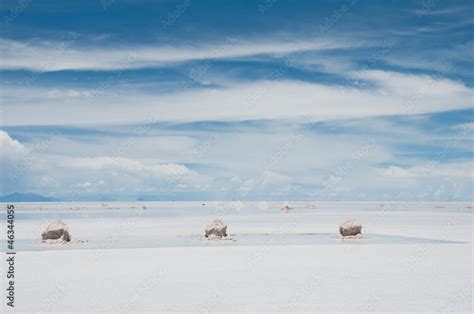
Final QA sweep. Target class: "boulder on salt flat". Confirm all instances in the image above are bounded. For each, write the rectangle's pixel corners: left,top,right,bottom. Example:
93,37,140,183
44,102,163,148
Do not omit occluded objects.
281,205,294,212
339,219,362,237
41,220,71,242
204,219,227,239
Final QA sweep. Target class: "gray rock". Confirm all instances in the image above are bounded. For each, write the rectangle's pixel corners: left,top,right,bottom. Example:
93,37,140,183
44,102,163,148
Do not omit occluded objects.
339,219,362,237
281,205,294,212
41,220,71,242
204,219,227,238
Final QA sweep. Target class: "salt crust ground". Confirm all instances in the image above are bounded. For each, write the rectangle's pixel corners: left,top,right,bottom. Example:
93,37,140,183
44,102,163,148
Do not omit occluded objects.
5,244,473,312
1,202,472,312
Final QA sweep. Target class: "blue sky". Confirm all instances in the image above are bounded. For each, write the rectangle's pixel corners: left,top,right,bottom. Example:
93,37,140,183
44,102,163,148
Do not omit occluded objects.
0,0,473,201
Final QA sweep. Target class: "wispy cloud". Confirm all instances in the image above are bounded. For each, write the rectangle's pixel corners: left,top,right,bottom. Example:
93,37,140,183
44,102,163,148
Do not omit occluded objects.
0,37,358,71
2,70,472,126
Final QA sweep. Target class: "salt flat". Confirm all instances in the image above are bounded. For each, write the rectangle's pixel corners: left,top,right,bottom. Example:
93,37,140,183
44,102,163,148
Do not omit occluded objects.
9,245,473,312
1,201,472,312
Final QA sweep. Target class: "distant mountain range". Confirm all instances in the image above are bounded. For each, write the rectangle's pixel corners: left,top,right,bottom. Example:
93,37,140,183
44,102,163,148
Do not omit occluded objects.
0,193,161,202
0,193,60,202
136,196,161,201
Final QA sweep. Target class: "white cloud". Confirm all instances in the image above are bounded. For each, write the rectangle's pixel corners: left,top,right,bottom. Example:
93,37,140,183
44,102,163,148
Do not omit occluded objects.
1,125,472,200
2,70,473,126
230,176,242,184
379,161,474,178
453,122,474,131
0,130,211,196
380,166,412,177
0,131,29,194
62,156,195,178
0,37,355,71
47,89,93,98
356,70,460,92
231,170,292,194
261,170,292,185
0,130,27,157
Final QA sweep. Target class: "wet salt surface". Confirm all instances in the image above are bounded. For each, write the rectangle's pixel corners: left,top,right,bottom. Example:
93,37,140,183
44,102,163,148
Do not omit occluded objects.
6,201,472,221
8,233,463,252
3,201,471,252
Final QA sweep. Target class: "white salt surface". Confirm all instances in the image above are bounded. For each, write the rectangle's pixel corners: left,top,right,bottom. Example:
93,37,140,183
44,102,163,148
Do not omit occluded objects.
1,201,472,312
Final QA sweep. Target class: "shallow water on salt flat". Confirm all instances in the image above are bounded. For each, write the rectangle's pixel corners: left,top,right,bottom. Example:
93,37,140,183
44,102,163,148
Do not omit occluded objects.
8,232,464,252
4,201,472,221
2,201,471,251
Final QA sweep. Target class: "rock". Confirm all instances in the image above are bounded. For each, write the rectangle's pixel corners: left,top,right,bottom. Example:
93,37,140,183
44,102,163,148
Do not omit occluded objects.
204,219,227,239
339,219,362,237
41,220,71,242
206,234,222,240
281,205,294,212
